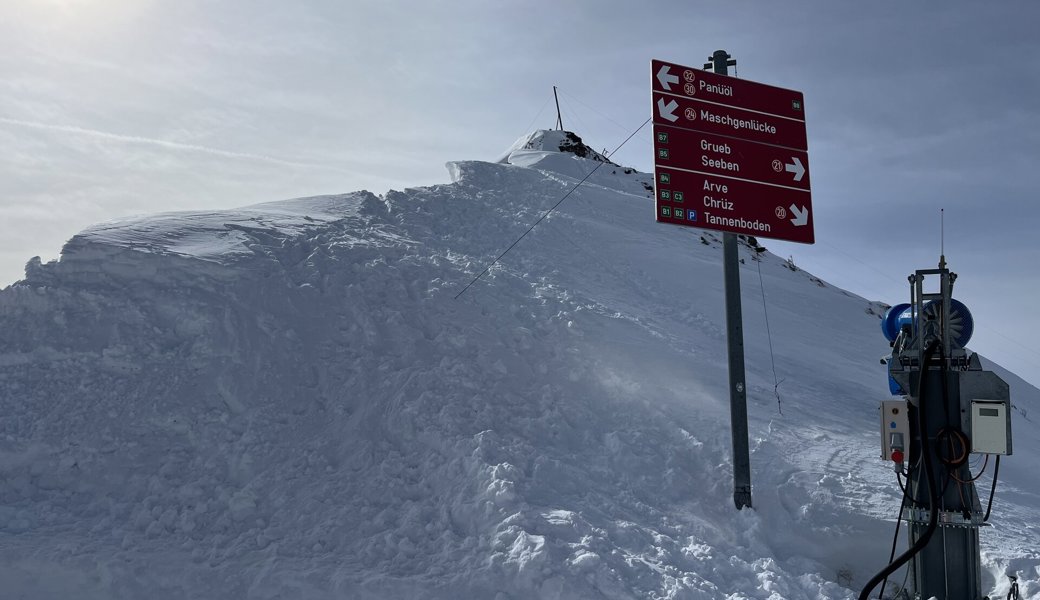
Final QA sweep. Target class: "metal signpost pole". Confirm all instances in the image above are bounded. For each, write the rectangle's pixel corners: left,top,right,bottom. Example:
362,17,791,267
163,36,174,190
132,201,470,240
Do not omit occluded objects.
708,50,752,510
725,228,752,510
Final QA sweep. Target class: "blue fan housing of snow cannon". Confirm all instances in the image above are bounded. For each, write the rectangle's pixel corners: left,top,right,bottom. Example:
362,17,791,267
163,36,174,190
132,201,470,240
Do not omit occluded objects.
881,303,913,342
882,299,975,395
881,300,974,349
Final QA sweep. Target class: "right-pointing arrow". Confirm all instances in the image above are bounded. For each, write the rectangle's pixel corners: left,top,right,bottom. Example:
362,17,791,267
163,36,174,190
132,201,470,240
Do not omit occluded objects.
784,157,805,182
789,204,809,227
656,98,679,122
657,65,679,91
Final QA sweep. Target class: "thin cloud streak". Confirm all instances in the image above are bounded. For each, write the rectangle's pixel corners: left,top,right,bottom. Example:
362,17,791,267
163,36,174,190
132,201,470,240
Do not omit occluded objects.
0,116,358,175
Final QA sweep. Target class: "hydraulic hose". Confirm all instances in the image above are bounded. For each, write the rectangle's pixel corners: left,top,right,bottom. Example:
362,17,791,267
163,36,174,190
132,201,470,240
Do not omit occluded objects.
859,339,942,600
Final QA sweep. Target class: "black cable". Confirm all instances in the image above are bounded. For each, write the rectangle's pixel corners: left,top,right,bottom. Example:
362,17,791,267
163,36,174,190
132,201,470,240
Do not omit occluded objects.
454,118,651,300
935,346,967,522
859,339,942,600
878,481,909,599
984,454,1001,522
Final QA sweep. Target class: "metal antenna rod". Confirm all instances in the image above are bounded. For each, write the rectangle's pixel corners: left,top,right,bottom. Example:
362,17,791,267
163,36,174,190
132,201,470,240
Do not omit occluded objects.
553,86,563,131
939,208,946,269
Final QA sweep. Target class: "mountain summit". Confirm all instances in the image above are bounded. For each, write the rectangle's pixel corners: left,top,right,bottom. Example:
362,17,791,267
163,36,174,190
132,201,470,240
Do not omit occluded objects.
0,131,1036,599
499,129,614,164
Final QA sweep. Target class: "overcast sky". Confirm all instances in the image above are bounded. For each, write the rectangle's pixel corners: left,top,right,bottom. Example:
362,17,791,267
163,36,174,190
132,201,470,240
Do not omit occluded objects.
2,0,1039,388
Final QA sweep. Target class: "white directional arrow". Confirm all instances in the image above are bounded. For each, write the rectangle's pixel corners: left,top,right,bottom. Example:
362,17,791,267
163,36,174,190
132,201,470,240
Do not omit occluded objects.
784,157,806,182
657,98,679,122
789,204,809,227
657,65,679,91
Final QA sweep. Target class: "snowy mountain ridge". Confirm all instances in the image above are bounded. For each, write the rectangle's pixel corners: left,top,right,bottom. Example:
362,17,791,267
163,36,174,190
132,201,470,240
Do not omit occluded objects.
0,130,1037,599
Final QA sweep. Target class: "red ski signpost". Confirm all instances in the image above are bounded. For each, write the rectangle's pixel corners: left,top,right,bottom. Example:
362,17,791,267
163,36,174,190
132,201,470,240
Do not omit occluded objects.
651,59,814,244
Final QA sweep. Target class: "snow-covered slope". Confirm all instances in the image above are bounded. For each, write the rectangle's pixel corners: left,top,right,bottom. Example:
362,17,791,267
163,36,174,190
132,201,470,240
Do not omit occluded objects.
1,131,1037,599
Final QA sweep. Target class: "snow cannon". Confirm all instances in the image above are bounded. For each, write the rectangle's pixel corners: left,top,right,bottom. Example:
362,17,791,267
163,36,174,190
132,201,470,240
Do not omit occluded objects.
866,264,1013,600
882,299,975,395
881,299,974,349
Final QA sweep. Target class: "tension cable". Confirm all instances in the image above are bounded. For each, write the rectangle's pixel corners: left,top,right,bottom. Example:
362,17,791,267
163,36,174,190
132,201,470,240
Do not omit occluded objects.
755,253,784,414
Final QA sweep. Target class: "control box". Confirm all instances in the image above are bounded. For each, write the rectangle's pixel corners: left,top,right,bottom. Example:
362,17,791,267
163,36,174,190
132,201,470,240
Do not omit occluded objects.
970,400,1011,455
880,399,911,463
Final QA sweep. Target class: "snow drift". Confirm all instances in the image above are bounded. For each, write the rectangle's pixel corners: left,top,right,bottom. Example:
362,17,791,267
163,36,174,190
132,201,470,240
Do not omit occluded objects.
0,130,1037,599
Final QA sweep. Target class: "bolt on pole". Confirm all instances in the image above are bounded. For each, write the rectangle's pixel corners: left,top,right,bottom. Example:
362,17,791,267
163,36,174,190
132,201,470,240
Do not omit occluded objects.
708,49,753,511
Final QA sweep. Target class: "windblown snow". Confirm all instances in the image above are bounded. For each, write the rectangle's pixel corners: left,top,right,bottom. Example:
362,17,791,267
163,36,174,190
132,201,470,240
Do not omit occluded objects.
0,130,1037,599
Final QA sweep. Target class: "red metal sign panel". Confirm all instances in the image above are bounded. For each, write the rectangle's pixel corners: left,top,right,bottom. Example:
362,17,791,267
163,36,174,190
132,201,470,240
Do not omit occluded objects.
654,125,810,190
652,92,807,151
654,168,813,244
652,59,806,121
651,59,814,244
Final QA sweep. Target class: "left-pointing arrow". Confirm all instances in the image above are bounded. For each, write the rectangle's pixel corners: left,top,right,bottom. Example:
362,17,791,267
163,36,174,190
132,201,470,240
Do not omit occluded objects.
657,65,679,91
657,98,679,122
784,157,806,182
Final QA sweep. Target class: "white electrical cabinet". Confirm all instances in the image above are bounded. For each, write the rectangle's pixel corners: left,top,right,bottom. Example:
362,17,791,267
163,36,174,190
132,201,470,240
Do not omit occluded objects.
970,400,1010,455
880,399,910,462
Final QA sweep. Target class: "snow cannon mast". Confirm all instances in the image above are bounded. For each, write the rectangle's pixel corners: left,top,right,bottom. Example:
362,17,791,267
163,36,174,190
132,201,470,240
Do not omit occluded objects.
862,264,1013,600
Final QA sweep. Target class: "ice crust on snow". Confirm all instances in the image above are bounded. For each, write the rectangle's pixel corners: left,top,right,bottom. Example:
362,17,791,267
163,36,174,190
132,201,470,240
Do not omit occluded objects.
1,131,1038,599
